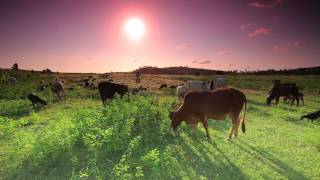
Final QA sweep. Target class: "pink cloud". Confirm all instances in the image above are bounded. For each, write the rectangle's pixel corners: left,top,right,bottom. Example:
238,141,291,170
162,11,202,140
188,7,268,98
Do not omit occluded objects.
273,44,290,52
192,60,198,63
248,27,272,37
176,43,192,50
273,41,304,52
249,0,284,8
293,41,304,47
240,23,252,31
198,60,211,64
217,50,231,56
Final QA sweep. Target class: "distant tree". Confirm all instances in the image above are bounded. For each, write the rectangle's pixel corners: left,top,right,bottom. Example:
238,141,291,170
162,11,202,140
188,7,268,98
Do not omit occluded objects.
11,63,18,70
42,68,52,73
195,72,200,76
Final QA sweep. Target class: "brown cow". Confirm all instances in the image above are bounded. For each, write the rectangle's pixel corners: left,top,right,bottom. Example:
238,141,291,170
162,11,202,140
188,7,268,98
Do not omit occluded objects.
51,79,65,101
169,88,247,140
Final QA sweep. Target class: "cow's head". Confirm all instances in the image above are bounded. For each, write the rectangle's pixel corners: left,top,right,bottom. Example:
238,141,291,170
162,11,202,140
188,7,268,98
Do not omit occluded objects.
169,111,182,131
266,96,272,105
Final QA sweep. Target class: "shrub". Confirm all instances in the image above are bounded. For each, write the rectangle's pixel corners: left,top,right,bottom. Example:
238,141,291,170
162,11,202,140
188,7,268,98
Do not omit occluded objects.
0,99,33,117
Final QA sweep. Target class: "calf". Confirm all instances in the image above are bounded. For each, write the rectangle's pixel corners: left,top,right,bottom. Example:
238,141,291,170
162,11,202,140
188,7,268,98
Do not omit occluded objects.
300,110,320,122
159,83,167,89
267,85,300,106
7,76,17,84
98,81,128,105
170,88,247,140
27,94,47,108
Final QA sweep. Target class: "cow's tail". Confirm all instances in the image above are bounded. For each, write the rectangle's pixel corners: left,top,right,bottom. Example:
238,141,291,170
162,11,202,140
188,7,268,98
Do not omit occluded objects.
242,97,247,133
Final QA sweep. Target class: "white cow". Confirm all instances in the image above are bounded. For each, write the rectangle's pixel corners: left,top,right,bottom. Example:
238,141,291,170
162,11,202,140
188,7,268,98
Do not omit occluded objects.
176,80,210,101
210,77,227,90
7,76,17,84
176,85,187,101
185,80,209,92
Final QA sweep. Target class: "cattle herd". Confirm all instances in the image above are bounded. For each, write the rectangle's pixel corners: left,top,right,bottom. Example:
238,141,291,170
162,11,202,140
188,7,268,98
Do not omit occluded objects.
3,73,320,141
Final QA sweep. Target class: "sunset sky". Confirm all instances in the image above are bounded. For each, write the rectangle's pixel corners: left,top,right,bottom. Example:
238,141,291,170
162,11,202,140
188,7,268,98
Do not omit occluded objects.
0,0,319,73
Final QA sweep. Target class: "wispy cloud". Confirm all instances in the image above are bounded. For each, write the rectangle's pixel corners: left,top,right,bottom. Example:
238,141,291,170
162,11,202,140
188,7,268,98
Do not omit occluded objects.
217,50,231,56
293,41,304,47
176,43,192,50
249,0,284,8
198,60,211,65
192,60,198,63
273,41,304,52
248,27,272,37
240,23,252,31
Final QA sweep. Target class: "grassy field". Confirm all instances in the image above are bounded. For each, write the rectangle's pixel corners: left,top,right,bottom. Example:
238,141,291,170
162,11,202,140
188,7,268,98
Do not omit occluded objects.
0,71,320,179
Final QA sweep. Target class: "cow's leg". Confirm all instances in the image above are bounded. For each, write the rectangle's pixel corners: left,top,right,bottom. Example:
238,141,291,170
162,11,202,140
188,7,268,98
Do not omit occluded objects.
293,94,299,106
228,112,240,140
275,96,280,105
301,96,304,105
200,115,210,140
234,118,241,137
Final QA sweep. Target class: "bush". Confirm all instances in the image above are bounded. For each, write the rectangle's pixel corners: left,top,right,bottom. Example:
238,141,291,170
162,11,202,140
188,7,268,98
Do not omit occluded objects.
0,99,33,117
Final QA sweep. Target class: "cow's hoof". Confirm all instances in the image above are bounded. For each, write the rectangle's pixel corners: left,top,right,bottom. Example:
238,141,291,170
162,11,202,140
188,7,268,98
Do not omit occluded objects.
227,137,233,142
205,137,211,141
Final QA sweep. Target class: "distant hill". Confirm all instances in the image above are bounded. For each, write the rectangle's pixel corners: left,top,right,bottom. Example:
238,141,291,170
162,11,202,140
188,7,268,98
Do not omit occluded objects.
135,66,320,75
135,66,228,75
246,66,320,75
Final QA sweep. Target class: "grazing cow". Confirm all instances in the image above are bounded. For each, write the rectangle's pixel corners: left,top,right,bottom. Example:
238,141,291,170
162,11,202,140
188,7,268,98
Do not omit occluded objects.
38,84,47,91
170,88,247,140
131,88,139,95
138,86,147,91
159,83,167,89
51,80,65,101
267,85,300,106
185,80,209,92
7,76,17,84
209,78,227,90
27,94,47,108
98,81,129,105
300,110,320,122
176,86,187,101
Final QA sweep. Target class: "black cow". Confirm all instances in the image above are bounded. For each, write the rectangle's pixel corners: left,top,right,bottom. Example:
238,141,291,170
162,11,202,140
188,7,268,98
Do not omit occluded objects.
301,110,320,122
98,81,128,105
159,83,167,89
267,85,300,106
27,94,47,108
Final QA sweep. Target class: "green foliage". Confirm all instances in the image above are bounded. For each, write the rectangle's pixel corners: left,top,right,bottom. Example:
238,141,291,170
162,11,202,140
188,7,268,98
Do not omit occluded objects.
1,74,320,179
0,99,33,117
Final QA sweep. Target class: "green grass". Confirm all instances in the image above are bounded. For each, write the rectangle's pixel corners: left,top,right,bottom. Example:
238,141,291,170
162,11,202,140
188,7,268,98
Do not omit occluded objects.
0,72,320,179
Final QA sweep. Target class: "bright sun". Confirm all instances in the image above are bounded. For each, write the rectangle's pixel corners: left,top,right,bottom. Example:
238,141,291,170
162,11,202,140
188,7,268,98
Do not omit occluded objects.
124,17,145,41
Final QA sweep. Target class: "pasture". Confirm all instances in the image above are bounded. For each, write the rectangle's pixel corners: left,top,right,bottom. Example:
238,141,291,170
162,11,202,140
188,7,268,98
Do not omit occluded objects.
0,71,320,179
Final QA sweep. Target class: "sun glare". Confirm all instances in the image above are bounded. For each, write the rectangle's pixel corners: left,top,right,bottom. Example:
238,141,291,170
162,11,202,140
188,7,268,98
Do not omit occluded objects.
124,17,145,41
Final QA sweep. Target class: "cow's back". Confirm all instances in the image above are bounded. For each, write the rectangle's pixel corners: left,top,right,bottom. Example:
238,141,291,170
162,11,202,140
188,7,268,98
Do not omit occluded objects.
182,88,246,116
98,81,128,99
